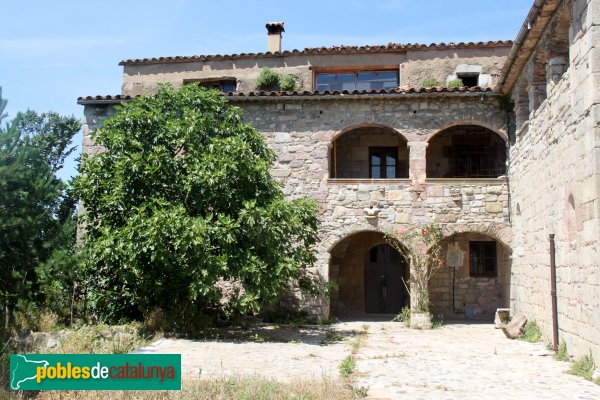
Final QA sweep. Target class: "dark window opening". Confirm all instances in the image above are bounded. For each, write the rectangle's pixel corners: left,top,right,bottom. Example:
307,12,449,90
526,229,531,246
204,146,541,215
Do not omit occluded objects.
184,79,237,93
458,74,479,87
201,80,236,93
469,241,497,277
426,126,506,179
316,71,398,91
369,147,398,179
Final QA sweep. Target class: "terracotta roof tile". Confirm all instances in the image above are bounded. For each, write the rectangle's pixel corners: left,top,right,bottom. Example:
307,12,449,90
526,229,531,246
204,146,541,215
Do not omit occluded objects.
119,40,513,66
77,86,496,104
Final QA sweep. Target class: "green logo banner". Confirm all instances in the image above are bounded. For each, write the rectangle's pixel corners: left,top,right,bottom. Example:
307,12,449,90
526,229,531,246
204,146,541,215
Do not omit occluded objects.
10,354,181,390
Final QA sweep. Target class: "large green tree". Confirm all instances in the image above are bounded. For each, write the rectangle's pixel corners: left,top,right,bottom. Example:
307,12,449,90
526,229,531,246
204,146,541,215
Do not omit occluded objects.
76,84,320,325
0,88,81,328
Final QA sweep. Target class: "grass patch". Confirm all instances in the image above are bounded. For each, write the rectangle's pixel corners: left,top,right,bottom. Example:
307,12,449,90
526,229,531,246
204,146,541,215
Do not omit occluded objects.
520,321,542,343
393,306,411,327
567,353,596,382
320,329,344,345
431,313,444,329
339,355,356,377
56,323,155,354
555,339,569,362
8,376,365,400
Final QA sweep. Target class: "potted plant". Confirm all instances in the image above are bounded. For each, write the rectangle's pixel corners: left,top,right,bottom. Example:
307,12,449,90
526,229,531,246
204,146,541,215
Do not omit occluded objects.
386,223,444,329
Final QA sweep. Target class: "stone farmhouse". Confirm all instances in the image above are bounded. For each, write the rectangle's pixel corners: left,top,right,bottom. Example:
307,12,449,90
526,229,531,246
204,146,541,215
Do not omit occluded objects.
78,0,599,359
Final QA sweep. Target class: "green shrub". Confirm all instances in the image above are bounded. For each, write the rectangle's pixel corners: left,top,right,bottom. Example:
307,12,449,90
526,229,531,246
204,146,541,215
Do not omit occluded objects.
339,355,356,377
279,74,298,91
555,339,569,362
255,67,280,90
567,353,595,381
447,78,464,88
422,77,441,88
393,306,411,326
520,321,542,343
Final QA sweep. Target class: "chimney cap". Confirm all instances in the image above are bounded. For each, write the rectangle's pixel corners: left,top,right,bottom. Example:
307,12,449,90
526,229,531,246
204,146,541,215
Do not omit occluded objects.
266,22,285,34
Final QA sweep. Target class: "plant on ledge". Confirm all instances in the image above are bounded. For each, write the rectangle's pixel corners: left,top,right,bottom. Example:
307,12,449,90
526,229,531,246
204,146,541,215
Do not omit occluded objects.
385,223,445,328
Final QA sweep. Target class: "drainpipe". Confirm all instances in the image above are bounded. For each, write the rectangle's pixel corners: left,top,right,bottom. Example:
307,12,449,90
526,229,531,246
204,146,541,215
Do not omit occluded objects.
549,233,559,351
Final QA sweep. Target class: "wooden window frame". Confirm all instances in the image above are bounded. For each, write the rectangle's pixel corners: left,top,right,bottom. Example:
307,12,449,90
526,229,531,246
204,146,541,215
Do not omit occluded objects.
312,66,399,91
469,241,497,277
369,147,399,179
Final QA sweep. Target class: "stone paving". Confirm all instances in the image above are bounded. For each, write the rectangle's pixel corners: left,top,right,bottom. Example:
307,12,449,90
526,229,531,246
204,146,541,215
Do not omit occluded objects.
133,320,600,399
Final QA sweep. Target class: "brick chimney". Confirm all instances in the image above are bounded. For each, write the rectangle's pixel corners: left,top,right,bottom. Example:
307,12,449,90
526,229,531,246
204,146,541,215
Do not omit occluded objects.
266,22,285,53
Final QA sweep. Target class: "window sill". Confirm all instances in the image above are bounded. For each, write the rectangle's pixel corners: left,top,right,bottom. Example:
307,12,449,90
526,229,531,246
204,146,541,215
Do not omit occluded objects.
327,178,410,185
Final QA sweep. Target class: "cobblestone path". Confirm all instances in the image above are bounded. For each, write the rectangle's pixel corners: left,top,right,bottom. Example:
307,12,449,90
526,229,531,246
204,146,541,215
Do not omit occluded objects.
133,320,600,399
347,320,600,400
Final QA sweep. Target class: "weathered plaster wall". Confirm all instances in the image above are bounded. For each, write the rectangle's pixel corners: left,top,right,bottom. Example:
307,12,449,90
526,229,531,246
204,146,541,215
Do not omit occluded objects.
121,47,510,96
509,0,600,360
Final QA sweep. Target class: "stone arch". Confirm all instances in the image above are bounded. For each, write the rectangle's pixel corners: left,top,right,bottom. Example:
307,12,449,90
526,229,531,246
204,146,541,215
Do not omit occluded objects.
426,124,507,179
330,122,408,143
327,228,409,317
440,223,512,250
427,121,508,142
324,225,382,254
431,225,512,320
329,123,409,179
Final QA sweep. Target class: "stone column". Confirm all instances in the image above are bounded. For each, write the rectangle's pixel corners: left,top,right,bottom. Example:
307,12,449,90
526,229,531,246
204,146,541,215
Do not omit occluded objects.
407,141,428,184
546,55,568,86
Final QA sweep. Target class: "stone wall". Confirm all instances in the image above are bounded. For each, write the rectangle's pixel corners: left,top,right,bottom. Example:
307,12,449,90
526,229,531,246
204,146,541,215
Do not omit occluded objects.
509,0,600,360
228,94,511,317
121,47,510,96
430,233,511,320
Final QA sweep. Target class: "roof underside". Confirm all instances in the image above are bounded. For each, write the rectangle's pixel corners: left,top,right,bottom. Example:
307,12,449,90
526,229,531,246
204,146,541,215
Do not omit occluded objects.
498,0,562,95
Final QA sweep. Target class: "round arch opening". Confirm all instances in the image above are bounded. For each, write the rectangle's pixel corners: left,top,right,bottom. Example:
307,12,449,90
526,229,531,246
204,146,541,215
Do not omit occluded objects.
330,124,409,179
426,125,507,179
329,231,409,317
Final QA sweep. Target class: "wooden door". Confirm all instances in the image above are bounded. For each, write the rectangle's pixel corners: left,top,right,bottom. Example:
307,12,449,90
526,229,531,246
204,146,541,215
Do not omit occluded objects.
364,244,407,313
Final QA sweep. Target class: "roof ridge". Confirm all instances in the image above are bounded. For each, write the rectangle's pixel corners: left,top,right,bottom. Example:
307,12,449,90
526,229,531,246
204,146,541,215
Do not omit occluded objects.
119,40,513,66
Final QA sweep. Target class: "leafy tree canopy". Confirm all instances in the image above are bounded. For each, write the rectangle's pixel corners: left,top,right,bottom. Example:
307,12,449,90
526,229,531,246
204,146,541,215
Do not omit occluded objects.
76,84,320,325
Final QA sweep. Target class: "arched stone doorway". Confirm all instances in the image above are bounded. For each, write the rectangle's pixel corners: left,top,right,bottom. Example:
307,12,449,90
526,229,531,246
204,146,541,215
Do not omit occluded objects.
329,231,409,317
429,231,512,320
365,244,409,314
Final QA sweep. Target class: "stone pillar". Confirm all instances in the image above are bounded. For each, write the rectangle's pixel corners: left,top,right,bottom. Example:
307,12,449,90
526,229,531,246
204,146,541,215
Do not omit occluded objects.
546,55,568,86
512,79,531,133
407,141,428,184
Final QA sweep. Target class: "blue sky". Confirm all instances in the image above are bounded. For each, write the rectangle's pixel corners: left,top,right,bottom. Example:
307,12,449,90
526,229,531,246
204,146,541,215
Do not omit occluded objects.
0,0,532,181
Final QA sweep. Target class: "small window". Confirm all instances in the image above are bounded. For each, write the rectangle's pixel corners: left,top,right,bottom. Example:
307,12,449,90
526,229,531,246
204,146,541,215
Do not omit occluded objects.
369,147,398,179
469,241,496,277
316,71,398,91
201,80,236,93
458,74,479,87
184,78,237,93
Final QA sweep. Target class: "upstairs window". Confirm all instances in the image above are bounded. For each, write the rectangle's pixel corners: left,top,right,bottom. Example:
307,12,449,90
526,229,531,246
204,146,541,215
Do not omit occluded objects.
316,71,398,91
184,78,237,93
457,74,479,87
469,241,497,277
369,147,398,179
201,80,236,93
